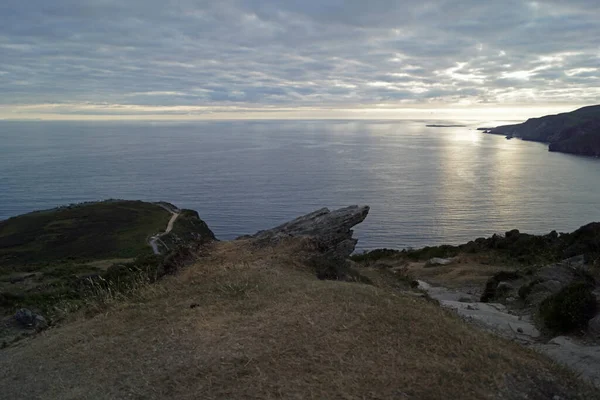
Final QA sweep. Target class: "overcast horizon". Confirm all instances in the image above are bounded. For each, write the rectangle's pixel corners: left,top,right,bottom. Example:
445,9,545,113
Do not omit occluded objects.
1,1,599,120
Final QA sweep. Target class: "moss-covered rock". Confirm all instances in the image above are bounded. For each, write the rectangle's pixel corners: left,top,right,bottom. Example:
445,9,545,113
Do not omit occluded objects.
538,283,598,334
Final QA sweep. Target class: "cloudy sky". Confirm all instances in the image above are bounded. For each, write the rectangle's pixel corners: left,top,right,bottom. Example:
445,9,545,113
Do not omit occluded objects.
1,0,599,119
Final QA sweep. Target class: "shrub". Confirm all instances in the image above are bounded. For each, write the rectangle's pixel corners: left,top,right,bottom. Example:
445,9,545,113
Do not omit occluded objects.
538,283,598,333
311,254,372,284
480,271,522,302
350,249,400,264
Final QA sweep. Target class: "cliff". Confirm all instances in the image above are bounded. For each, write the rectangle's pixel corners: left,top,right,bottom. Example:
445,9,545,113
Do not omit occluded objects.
488,105,600,156
1,206,598,399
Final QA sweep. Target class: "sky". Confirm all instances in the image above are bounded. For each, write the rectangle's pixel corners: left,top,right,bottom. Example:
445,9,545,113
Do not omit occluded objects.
1,0,599,120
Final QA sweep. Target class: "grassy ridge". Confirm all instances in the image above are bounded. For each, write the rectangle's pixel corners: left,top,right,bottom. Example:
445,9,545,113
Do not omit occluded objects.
0,200,172,268
0,200,211,322
352,224,600,268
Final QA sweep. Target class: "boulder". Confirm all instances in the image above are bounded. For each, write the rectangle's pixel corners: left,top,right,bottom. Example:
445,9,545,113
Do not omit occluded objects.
519,262,596,307
244,206,370,258
14,309,48,331
589,314,600,337
424,257,455,267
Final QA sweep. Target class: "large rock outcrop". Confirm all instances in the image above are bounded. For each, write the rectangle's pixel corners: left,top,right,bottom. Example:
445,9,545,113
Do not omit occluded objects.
243,206,369,258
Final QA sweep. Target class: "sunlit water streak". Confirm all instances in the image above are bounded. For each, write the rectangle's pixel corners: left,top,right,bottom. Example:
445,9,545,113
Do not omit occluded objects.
1,120,599,251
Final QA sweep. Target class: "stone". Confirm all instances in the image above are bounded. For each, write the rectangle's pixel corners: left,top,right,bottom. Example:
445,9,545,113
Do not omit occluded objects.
521,262,597,307
14,309,47,330
562,255,585,268
589,314,600,337
244,206,370,258
424,257,455,267
419,278,600,387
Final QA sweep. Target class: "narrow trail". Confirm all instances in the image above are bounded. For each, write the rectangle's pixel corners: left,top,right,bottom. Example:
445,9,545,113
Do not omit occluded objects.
416,280,600,387
149,209,180,255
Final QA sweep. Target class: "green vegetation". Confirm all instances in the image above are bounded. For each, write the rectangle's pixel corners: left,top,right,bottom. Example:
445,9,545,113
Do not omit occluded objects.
160,209,215,251
538,283,598,334
0,200,215,328
352,224,600,268
480,271,522,302
0,200,172,267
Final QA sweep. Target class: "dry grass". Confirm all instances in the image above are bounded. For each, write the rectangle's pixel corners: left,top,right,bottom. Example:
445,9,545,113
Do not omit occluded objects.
84,258,135,271
367,253,518,291
0,240,596,400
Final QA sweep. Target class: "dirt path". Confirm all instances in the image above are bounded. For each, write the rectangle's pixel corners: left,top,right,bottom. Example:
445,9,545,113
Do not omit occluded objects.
416,280,600,387
149,210,180,255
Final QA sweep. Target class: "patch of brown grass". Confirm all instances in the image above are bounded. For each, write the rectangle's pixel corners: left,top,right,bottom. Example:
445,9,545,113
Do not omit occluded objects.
0,240,596,400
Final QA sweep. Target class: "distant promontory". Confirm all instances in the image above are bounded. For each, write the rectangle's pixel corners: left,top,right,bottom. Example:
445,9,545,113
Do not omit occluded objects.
482,105,600,157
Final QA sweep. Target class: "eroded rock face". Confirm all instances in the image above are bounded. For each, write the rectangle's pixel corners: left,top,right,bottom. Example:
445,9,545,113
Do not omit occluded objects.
244,206,370,258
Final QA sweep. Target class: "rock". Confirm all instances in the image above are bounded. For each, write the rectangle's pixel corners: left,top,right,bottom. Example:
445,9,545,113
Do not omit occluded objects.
424,257,455,267
535,336,600,387
589,314,600,337
416,280,540,342
520,262,596,307
244,206,370,258
562,254,585,268
34,315,48,330
14,309,48,330
497,281,514,291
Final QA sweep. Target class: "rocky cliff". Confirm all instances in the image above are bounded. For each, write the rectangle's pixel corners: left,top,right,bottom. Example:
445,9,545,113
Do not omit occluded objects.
488,105,600,157
241,205,370,258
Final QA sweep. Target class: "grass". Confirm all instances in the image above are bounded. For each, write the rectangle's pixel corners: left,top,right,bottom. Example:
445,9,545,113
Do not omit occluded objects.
0,239,597,399
160,209,216,251
0,200,172,267
0,200,217,324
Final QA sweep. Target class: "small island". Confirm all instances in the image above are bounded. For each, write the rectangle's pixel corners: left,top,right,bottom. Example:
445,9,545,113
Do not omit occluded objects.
482,105,600,157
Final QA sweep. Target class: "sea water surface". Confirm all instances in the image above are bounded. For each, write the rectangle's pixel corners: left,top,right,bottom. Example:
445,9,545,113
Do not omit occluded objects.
1,120,599,250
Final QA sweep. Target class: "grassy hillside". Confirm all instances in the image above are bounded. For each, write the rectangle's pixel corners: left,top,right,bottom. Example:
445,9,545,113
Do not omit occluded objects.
0,239,596,399
0,200,215,323
0,200,172,267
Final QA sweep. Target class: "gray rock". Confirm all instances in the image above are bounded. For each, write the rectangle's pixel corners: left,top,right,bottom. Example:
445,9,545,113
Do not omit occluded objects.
245,206,369,257
419,279,600,387
535,336,600,387
521,262,596,307
562,254,585,268
497,281,514,291
14,308,48,330
589,314,600,337
424,257,455,267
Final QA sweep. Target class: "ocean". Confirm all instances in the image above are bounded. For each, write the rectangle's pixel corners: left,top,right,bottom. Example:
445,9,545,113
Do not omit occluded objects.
1,119,599,251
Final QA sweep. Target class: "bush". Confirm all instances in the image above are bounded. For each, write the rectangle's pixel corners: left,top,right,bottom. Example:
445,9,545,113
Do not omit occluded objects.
480,271,522,302
311,254,372,284
518,279,543,300
538,283,598,333
350,249,400,264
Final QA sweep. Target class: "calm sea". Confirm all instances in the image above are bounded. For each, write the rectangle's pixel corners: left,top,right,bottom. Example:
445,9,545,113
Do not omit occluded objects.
1,120,599,251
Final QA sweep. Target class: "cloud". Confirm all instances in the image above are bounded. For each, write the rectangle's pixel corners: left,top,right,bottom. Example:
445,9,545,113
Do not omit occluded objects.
0,0,598,118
